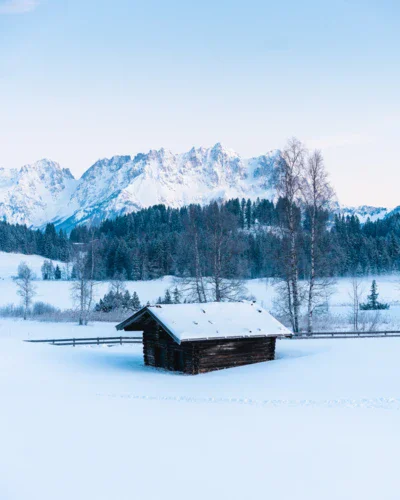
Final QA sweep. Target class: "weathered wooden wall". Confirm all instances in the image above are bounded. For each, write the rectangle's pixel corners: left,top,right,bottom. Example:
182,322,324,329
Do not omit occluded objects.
125,314,197,374
124,311,276,374
194,336,276,374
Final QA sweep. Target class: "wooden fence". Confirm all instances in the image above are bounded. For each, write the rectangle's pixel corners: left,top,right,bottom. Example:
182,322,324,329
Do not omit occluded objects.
24,331,400,346
291,331,400,339
24,336,142,346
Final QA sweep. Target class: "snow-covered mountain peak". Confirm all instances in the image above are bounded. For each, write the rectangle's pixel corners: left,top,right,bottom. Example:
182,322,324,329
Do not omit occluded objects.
0,145,283,229
81,156,132,181
4,144,393,232
0,159,77,227
53,144,282,230
340,205,390,224
19,159,74,182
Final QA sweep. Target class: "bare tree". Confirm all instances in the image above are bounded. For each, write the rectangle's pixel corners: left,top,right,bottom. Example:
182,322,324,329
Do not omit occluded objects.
276,137,306,332
206,202,248,302
359,310,382,333
349,277,364,331
208,203,228,302
109,271,126,295
191,216,207,303
206,276,249,302
179,203,248,303
15,262,36,320
302,150,335,333
63,260,72,280
179,205,208,303
70,237,99,326
273,277,307,330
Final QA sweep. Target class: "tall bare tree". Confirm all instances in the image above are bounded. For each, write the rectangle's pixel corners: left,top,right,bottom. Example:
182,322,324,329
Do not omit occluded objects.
70,236,99,326
276,137,306,332
109,271,126,295
349,277,364,331
180,205,208,303
15,262,36,320
206,202,248,302
302,150,335,333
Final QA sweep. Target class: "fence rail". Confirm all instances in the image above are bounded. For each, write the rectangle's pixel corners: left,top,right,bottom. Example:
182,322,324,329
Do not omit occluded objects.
25,332,400,346
24,336,142,346
292,331,400,339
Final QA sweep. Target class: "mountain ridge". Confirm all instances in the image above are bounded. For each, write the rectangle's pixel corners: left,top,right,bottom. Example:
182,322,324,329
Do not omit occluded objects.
0,144,280,230
0,145,396,230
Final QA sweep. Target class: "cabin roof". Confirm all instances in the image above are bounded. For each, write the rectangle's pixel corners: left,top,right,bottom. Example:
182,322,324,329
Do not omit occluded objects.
116,302,291,344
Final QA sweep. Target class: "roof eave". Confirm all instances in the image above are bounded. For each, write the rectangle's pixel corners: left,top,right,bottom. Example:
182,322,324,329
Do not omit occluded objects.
180,333,291,342
115,307,148,331
115,306,182,345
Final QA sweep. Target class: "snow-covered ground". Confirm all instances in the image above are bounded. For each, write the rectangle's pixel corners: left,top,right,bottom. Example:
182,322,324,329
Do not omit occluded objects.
0,251,64,279
2,251,400,330
1,318,400,499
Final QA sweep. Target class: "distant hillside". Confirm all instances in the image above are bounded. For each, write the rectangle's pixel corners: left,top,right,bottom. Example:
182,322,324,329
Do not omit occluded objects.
0,251,63,280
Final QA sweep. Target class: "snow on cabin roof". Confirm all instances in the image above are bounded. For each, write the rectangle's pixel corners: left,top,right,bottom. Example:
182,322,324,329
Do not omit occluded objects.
116,302,291,344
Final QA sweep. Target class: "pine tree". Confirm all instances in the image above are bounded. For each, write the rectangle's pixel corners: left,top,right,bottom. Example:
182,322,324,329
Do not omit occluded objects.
246,199,252,229
369,280,379,308
122,290,132,310
360,280,389,310
240,198,246,229
54,265,62,280
131,291,141,310
163,289,173,304
172,286,181,304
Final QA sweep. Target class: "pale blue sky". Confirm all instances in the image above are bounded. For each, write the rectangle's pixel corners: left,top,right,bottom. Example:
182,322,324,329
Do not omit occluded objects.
1,0,399,206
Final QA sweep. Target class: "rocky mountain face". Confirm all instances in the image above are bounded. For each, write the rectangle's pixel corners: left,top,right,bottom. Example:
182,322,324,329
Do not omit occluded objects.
0,159,76,227
0,145,395,230
0,144,280,230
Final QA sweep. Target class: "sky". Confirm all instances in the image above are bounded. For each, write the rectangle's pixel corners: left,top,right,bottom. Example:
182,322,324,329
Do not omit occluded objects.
0,0,399,207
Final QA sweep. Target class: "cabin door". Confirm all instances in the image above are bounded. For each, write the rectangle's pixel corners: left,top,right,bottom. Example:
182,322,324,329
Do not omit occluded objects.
154,346,166,368
173,350,185,372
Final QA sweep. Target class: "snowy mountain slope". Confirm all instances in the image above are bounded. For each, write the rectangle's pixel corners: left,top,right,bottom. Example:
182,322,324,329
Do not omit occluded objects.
0,144,280,229
0,145,396,230
59,143,279,228
0,160,76,227
339,205,390,223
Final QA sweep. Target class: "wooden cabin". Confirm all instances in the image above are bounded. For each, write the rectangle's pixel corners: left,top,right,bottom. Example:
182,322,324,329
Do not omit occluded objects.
116,302,291,374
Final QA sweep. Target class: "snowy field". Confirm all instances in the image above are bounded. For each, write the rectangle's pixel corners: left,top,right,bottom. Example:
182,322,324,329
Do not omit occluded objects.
2,318,400,499
1,252,400,329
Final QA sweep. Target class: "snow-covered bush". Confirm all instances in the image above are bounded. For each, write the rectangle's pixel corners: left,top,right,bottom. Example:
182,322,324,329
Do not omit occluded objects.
32,302,60,316
0,304,25,318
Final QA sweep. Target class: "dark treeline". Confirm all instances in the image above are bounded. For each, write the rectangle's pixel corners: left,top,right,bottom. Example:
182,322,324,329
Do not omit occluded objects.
0,221,70,261
69,199,400,280
1,199,400,280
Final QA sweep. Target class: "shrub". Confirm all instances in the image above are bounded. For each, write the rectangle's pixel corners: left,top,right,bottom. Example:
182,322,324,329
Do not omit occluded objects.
0,304,25,318
94,290,142,313
32,302,60,316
